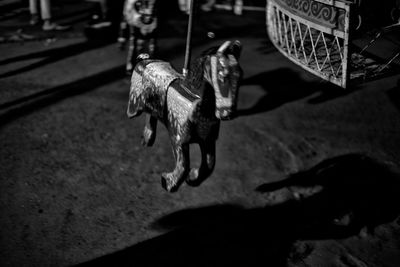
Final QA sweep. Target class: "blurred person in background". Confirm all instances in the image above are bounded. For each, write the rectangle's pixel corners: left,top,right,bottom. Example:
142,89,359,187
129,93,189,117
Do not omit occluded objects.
178,0,191,14
201,0,243,15
29,0,71,31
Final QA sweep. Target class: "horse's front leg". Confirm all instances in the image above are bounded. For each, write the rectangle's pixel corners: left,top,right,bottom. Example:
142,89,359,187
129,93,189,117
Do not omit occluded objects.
186,140,215,187
161,142,190,192
141,114,157,147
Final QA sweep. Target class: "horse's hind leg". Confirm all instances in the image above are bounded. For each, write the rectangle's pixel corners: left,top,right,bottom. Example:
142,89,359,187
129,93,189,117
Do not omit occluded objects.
161,142,190,192
186,141,215,187
141,114,157,147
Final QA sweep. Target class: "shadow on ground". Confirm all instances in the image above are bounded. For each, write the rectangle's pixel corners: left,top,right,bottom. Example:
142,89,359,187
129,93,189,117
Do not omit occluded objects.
0,64,126,127
0,40,111,78
75,154,400,267
236,68,359,117
387,81,400,112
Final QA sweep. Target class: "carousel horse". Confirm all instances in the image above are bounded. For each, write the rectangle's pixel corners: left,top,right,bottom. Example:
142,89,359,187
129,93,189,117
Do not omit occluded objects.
127,40,243,192
118,0,158,74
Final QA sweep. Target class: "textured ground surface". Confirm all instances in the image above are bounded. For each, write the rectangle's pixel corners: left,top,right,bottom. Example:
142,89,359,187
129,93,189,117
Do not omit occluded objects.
1,1,400,267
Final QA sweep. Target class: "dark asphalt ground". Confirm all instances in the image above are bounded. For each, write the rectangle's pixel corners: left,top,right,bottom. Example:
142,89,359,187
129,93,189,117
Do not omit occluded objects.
1,1,400,266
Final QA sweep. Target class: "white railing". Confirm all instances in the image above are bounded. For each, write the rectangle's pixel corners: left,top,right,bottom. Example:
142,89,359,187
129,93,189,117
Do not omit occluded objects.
267,0,352,88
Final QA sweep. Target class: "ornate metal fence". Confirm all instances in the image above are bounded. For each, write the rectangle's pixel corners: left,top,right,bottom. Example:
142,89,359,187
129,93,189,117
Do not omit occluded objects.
266,0,400,89
266,0,352,88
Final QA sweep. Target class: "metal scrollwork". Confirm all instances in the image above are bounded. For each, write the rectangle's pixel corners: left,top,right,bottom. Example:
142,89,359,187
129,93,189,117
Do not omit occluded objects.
277,0,346,30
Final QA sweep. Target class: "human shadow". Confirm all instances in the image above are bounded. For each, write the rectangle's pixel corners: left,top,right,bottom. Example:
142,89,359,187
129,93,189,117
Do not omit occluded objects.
256,153,400,235
0,65,126,127
0,40,111,79
387,82,400,112
237,69,356,117
74,153,400,267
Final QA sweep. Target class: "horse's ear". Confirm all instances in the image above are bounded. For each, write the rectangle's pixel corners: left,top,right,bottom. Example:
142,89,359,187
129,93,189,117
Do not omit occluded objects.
230,40,242,59
217,41,231,54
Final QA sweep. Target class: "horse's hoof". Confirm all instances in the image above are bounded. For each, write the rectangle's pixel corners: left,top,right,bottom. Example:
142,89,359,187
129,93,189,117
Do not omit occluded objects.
141,135,155,147
161,173,179,192
141,128,155,147
186,168,202,187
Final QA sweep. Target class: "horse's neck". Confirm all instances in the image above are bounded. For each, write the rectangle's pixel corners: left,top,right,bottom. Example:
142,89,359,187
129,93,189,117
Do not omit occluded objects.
196,82,216,117
183,57,206,92
184,57,216,118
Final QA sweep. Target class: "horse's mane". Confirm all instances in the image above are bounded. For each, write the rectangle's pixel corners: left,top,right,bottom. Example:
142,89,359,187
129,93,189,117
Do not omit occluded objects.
182,46,220,95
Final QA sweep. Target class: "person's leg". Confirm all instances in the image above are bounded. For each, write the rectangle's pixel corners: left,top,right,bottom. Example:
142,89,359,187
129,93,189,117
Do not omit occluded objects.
99,0,108,19
29,0,40,25
40,0,51,20
29,0,38,14
41,0,53,29
233,0,242,15
41,0,71,31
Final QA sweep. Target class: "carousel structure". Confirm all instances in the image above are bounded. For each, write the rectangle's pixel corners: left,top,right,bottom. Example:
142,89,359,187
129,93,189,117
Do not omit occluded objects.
266,0,400,88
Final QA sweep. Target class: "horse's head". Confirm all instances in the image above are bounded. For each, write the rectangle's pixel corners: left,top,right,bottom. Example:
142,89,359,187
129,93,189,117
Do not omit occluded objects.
204,40,243,120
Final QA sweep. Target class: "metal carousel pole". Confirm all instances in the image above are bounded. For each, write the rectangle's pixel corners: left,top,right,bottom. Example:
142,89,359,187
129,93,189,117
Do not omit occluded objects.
183,0,195,77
